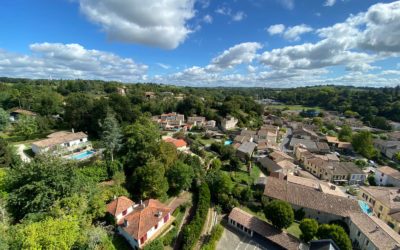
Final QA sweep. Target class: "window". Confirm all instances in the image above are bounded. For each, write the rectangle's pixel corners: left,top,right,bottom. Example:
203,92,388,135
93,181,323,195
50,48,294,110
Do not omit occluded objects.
155,223,158,229
379,205,383,211
357,231,361,237
122,210,127,216
366,240,369,246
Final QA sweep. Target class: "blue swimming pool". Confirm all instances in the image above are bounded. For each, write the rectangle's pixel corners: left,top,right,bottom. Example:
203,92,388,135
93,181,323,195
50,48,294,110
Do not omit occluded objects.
68,150,95,160
358,200,373,215
224,140,233,145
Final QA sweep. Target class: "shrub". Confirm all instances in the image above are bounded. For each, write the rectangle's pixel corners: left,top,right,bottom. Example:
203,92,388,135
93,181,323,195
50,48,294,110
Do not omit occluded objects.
264,200,294,230
317,224,352,250
201,224,224,250
299,218,318,242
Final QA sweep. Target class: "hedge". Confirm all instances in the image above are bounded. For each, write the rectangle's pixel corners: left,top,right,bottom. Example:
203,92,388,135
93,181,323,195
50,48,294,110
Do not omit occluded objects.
201,224,224,250
182,183,211,250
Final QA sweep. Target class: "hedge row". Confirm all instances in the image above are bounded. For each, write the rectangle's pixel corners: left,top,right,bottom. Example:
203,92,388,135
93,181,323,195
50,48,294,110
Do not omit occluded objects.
201,224,224,250
182,183,211,250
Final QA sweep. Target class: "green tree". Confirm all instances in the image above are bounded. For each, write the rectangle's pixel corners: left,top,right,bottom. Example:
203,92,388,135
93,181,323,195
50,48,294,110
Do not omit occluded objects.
394,152,400,162
100,113,122,162
143,239,163,250
0,139,12,168
14,115,38,139
368,175,377,186
33,90,63,116
338,125,352,142
316,224,352,250
131,161,169,199
0,108,9,131
12,216,80,250
6,156,83,220
352,131,378,159
167,161,194,196
299,218,318,242
264,200,294,230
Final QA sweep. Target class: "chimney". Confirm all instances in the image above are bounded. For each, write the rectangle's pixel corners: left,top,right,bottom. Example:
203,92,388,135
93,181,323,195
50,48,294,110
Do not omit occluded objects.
123,219,129,227
113,195,117,200
157,211,163,218
72,128,75,133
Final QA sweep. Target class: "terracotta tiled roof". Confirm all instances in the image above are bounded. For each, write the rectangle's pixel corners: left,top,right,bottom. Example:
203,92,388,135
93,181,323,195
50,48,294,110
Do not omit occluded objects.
119,199,171,240
269,151,293,162
228,208,301,250
163,138,187,148
31,132,87,148
349,212,400,249
106,196,134,217
263,177,361,217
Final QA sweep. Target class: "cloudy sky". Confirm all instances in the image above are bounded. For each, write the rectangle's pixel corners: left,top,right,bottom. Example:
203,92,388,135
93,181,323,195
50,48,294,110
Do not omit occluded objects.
1,0,400,87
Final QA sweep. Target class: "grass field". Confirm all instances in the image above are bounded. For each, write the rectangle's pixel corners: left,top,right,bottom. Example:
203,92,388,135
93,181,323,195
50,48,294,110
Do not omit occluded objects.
286,222,301,238
265,104,323,111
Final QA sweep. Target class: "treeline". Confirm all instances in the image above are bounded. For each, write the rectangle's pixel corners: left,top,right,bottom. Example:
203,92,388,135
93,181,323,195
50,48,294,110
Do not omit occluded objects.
269,85,400,126
182,183,211,250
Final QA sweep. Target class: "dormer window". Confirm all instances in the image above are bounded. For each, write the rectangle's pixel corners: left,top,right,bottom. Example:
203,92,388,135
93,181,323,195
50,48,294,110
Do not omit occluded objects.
122,210,127,216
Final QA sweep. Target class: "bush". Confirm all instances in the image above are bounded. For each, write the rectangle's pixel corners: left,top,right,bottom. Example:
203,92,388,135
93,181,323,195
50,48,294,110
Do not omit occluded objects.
264,200,294,230
143,239,163,250
201,224,224,250
294,208,305,221
317,224,352,250
299,219,318,242
162,227,178,246
182,183,211,250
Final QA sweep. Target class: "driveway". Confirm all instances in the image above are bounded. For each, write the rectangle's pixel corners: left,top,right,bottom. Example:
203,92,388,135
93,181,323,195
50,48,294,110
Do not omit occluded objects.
217,225,281,250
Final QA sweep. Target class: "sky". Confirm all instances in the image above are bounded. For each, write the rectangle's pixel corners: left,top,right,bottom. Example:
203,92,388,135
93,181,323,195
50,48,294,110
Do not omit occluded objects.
0,0,400,87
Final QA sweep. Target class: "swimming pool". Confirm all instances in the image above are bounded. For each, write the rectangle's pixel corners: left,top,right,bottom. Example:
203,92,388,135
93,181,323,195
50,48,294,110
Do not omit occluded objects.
224,140,233,145
68,150,95,160
358,200,373,216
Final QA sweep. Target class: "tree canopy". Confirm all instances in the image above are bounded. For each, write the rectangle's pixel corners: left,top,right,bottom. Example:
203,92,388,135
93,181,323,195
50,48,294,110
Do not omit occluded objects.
264,200,294,230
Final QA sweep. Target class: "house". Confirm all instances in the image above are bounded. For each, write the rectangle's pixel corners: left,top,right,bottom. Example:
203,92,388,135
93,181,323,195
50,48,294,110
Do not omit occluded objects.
290,138,329,154
259,157,296,174
286,175,346,197
31,131,89,155
292,127,319,140
375,166,400,187
144,91,155,99
269,150,294,162
107,197,172,249
205,120,216,129
263,177,361,223
233,135,253,144
117,87,128,96
187,116,206,127
373,139,400,159
228,207,301,250
9,108,37,122
258,125,279,143
309,239,340,250
236,141,257,160
163,137,187,151
221,116,238,131
358,186,400,233
158,112,185,130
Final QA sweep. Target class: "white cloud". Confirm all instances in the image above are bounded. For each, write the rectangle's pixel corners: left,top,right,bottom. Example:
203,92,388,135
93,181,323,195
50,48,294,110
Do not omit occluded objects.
247,65,257,73
267,24,285,35
283,24,313,41
324,0,336,7
279,0,295,10
0,43,147,81
78,0,196,49
157,63,170,69
203,14,213,24
215,6,246,22
232,11,246,22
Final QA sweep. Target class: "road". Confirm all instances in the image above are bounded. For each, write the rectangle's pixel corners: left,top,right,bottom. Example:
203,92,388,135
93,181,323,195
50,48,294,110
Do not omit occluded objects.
280,128,292,153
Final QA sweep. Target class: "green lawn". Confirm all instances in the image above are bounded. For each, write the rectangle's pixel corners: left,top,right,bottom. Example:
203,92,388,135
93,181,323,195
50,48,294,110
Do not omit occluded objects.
265,104,323,111
286,222,301,238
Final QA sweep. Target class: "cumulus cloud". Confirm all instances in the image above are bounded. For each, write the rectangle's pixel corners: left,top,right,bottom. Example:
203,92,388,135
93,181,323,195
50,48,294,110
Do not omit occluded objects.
203,14,213,24
324,0,336,7
157,63,170,69
0,43,147,81
267,24,285,35
267,24,313,41
78,0,196,49
232,11,246,21
283,24,313,41
215,6,246,22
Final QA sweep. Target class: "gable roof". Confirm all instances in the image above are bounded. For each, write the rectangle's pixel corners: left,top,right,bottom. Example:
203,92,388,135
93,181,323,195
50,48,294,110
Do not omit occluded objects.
269,150,293,162
106,196,134,217
163,138,187,148
377,166,400,180
263,177,361,217
228,207,301,250
119,199,171,240
360,186,400,212
237,141,257,154
31,132,87,149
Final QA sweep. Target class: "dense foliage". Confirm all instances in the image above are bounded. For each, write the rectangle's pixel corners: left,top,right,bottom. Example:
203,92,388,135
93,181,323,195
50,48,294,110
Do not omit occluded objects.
264,200,294,230
182,183,211,250
316,224,352,250
299,218,318,242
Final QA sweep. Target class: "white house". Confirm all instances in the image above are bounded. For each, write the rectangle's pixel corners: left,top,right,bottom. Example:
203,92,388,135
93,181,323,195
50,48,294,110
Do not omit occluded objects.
31,131,88,155
107,197,172,249
375,166,400,187
221,116,238,131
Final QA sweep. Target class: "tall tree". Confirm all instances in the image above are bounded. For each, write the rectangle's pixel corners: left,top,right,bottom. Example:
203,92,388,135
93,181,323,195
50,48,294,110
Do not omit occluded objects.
264,200,294,230
167,161,194,196
100,113,122,162
131,161,168,199
352,131,378,159
299,218,318,242
0,139,12,168
316,224,352,250
14,115,38,139
338,125,352,142
0,108,9,131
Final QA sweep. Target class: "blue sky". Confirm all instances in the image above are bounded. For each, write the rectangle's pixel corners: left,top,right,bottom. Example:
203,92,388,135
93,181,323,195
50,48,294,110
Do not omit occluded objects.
0,0,399,87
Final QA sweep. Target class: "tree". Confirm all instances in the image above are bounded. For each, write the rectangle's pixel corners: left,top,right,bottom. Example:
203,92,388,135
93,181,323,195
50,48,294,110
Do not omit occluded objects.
167,161,194,196
299,218,318,242
11,216,80,250
338,125,352,142
6,156,83,220
131,161,169,199
316,224,352,250
64,93,94,132
100,113,122,162
0,139,12,168
394,152,400,162
264,200,294,230
0,108,9,131
143,239,163,250
352,131,378,159
368,175,377,186
14,115,38,139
